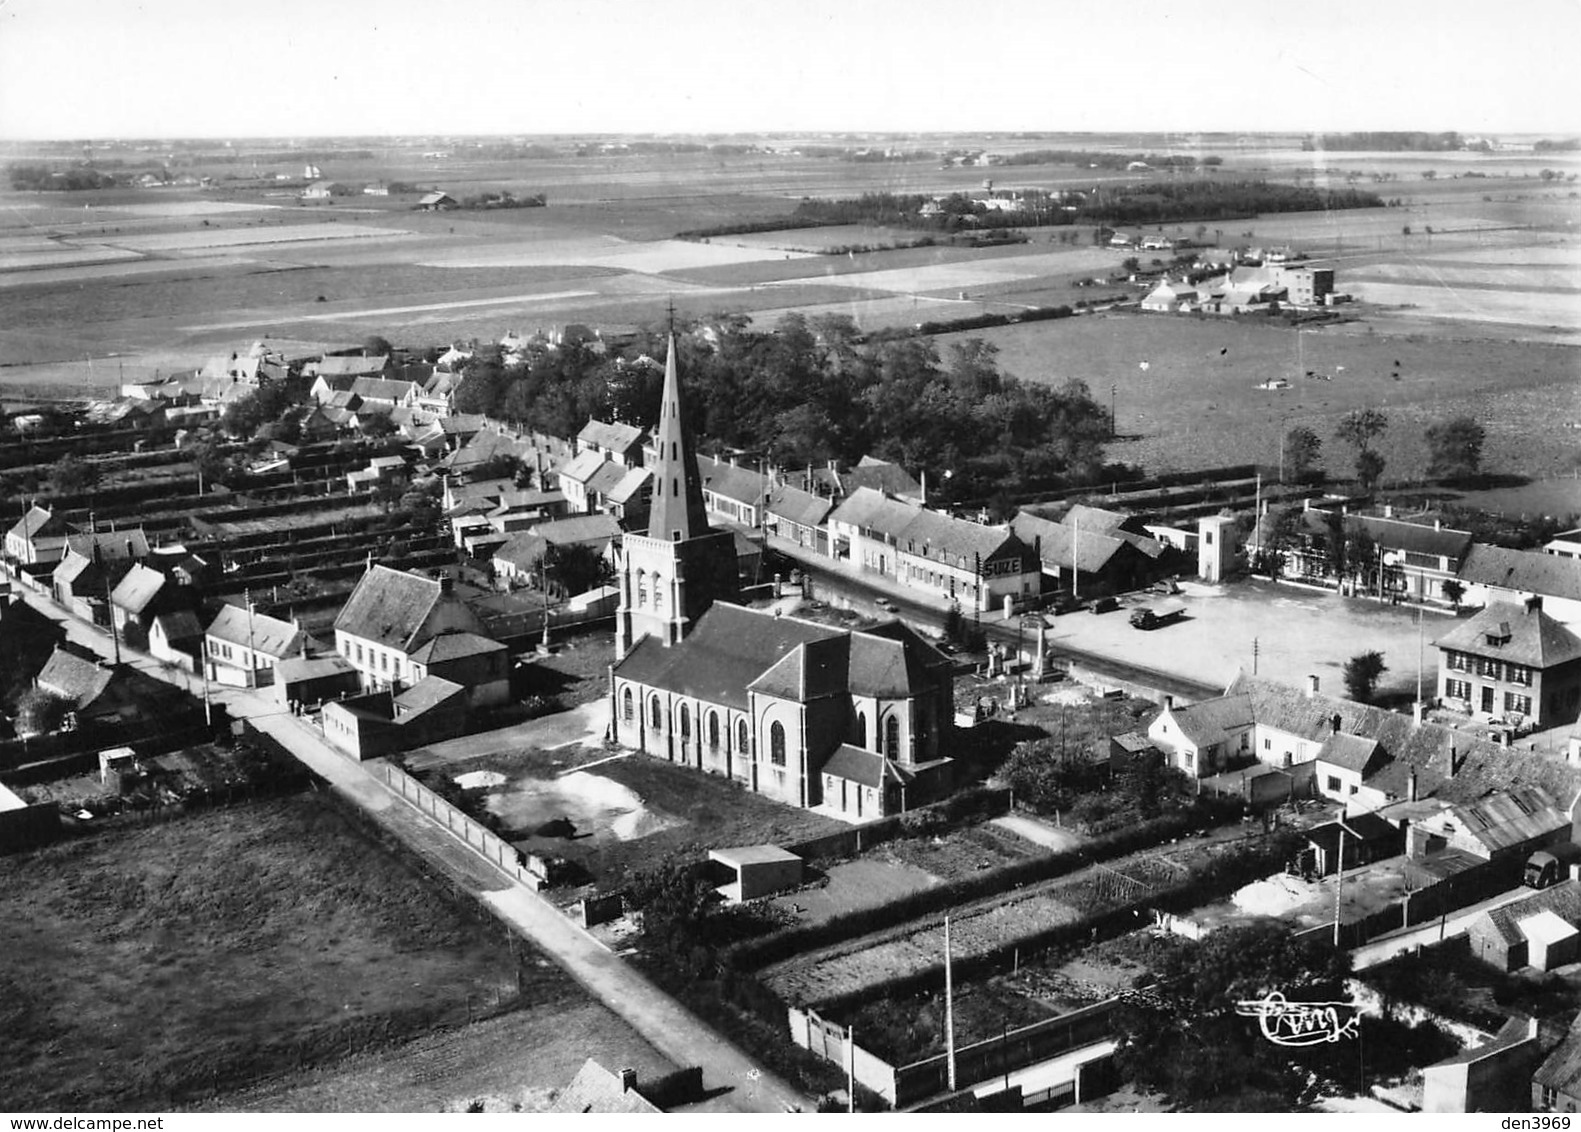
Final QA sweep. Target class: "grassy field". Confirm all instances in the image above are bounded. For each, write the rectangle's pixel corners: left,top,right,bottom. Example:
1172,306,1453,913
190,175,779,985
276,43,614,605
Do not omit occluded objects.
0,792,602,1111
938,310,1581,481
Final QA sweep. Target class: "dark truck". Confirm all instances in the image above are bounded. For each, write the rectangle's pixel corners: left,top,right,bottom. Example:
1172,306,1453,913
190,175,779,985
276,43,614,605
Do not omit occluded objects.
1129,600,1187,631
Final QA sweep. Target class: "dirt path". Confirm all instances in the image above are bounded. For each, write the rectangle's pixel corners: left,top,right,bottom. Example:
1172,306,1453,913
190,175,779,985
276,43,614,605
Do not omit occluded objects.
992,814,1084,853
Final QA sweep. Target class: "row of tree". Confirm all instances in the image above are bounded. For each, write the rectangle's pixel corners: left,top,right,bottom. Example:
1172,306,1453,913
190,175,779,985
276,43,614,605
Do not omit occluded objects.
1283,411,1487,489
453,314,1115,506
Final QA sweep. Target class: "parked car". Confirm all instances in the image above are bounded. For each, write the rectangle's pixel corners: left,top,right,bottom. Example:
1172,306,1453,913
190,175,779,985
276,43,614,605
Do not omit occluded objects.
1092,596,1120,614
1130,600,1187,630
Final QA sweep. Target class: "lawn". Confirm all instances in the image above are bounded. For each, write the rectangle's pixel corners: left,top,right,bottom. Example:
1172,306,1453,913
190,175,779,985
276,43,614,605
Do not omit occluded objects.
0,792,582,1111
936,310,1581,481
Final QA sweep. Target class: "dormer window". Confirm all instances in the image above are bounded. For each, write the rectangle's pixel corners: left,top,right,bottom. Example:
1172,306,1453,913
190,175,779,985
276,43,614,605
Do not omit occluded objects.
1485,622,1512,648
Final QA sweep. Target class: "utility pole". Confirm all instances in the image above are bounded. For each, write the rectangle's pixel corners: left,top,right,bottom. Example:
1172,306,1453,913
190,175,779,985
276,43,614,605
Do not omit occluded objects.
1252,636,1259,676
944,915,957,1093
1110,383,1117,438
847,1025,856,1113
1333,825,1346,948
1072,513,1080,601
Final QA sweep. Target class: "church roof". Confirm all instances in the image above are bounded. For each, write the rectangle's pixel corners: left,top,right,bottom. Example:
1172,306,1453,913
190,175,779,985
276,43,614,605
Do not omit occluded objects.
644,334,712,542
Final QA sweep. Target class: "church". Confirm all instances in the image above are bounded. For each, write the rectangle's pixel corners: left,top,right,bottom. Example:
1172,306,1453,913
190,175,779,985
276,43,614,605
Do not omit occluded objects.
608,335,956,819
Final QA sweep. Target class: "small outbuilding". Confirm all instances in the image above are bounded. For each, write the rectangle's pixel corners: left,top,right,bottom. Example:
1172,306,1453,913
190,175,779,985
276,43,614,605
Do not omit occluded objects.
708,845,803,903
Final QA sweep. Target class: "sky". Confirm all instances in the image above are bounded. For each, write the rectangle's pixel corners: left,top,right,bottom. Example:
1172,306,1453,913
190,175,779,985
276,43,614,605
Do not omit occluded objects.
2,0,1579,139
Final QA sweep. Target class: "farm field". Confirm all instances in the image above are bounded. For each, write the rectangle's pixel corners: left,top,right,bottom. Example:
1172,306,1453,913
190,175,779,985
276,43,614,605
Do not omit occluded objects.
938,311,1581,480
0,791,633,1111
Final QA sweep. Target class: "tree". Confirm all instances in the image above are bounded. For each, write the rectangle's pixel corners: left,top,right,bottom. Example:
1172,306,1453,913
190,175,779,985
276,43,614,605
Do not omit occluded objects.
1334,409,1389,490
1282,425,1322,483
1424,415,1486,480
46,453,99,497
1121,256,1141,274
358,412,397,438
540,541,613,598
1112,922,1352,1110
362,335,393,358
1442,578,1465,611
1343,650,1388,702
15,687,71,737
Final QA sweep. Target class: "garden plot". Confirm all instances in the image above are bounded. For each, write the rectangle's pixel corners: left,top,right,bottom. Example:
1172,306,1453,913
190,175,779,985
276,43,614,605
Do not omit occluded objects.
420,236,812,272
112,200,283,218
795,249,1116,295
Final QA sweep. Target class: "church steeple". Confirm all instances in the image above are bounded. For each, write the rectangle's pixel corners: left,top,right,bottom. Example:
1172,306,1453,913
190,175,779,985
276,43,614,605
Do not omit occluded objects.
645,333,710,543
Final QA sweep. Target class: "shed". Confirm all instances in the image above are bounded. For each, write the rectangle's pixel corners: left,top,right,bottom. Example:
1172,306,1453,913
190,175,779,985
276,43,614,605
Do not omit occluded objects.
1518,910,1580,972
708,845,803,903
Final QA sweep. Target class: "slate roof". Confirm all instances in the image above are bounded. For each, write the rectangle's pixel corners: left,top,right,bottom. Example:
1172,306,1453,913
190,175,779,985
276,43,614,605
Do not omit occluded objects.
1475,879,1581,947
578,419,646,455
493,515,622,570
348,377,416,404
206,604,304,658
1462,543,1581,604
1316,732,1383,774
615,603,839,710
276,653,356,683
1435,602,1581,669
152,609,204,642
822,744,913,789
765,483,833,528
409,632,505,664
1351,514,1473,560
334,565,480,653
1158,693,1254,749
603,467,650,505
109,564,166,615
898,508,1025,565
698,458,769,506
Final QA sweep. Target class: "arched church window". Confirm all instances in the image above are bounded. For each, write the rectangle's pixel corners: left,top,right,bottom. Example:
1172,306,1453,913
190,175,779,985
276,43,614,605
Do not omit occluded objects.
622,687,634,722
770,721,787,767
885,715,901,761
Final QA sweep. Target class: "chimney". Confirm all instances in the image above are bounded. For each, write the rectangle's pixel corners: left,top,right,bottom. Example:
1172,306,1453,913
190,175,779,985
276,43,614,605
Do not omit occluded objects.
438,572,454,595
1434,519,1442,532
1307,674,1320,699
1383,504,1393,519
1408,769,1418,803
1164,694,1174,709
1526,595,1544,615
618,1068,638,1094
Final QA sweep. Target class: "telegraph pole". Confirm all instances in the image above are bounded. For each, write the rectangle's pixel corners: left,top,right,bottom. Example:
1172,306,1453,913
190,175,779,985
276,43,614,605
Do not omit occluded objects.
944,915,957,1092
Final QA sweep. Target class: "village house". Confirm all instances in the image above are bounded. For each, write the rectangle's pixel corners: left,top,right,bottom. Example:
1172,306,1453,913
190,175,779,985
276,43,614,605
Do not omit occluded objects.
1534,1017,1581,1112
306,355,390,386
557,448,652,522
698,457,770,529
1436,599,1581,730
31,646,184,733
764,482,833,554
204,603,312,688
1140,280,1199,312
1249,503,1474,604
107,563,175,650
1458,543,1581,630
5,505,74,565
148,609,204,672
491,514,622,588
1011,509,1164,597
1547,529,1581,561
827,488,1038,612
1467,877,1581,973
51,530,151,625
322,675,471,759
576,419,647,467
418,191,457,211
271,652,360,710
333,565,506,707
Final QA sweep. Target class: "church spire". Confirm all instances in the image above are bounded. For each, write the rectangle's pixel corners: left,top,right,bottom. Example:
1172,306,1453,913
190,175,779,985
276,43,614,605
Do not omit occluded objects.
645,333,710,543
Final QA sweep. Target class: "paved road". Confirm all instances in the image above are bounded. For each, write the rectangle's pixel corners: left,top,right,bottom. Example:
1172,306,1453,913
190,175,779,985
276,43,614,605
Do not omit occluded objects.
12,582,808,1113
1350,885,1541,971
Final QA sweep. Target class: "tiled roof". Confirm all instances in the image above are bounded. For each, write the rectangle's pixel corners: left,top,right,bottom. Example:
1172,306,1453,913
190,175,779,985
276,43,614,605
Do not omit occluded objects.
557,448,607,484
847,620,952,699
333,565,464,652
549,1059,662,1115
276,653,355,683
587,460,633,495
1477,879,1581,947
1316,732,1382,774
1536,1017,1581,1094
7,505,68,542
65,529,149,561
1435,602,1581,669
838,458,922,500
152,609,204,641
1461,543,1581,604
1351,514,1473,560
822,744,913,789
578,419,646,455
765,483,832,528
109,564,166,615
604,467,650,505
393,675,466,717
897,509,1023,565
827,487,918,538
1012,513,1131,574
206,604,304,658
1228,673,1581,810
35,648,113,709
348,377,416,403
1158,693,1254,749
409,631,504,664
